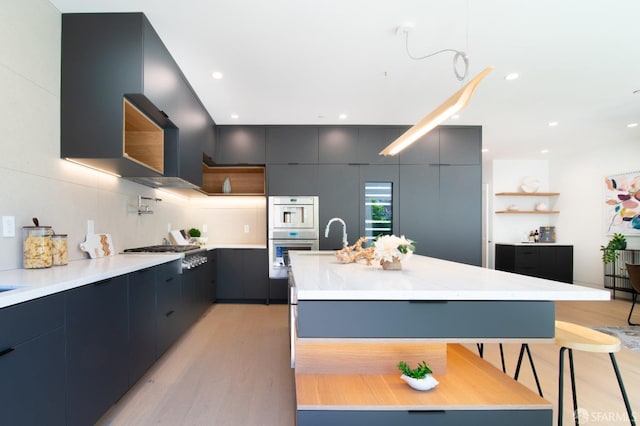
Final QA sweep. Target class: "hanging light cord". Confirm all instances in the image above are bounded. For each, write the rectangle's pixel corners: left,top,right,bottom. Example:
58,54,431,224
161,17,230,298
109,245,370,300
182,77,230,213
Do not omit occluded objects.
403,30,469,81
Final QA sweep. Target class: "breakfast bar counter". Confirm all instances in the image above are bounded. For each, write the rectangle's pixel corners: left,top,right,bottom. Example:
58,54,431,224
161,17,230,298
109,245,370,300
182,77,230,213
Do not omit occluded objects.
288,252,609,425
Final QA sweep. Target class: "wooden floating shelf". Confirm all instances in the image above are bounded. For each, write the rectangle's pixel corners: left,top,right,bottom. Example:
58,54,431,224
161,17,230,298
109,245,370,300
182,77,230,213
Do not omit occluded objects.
496,210,560,214
201,164,265,196
495,192,559,196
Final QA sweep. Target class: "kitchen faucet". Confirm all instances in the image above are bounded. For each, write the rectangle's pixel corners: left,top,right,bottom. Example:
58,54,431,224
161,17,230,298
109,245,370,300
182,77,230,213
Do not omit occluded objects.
325,217,348,248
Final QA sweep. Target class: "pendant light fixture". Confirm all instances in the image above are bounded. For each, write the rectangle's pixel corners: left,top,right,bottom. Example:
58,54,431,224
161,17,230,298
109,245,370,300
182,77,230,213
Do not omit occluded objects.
380,66,493,156
379,25,493,156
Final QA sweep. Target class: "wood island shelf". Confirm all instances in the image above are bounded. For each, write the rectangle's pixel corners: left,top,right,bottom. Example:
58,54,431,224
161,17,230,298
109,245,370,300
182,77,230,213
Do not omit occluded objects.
296,344,549,411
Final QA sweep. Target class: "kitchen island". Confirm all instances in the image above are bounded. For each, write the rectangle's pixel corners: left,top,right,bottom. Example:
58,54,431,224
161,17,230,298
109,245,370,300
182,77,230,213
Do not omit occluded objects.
289,252,609,426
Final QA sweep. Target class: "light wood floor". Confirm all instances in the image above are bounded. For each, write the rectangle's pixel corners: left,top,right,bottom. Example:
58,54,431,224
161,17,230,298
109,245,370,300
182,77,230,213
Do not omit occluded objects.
98,299,639,425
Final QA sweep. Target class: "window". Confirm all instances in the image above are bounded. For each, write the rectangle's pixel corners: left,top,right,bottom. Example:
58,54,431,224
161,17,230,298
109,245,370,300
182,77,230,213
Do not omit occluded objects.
364,182,392,240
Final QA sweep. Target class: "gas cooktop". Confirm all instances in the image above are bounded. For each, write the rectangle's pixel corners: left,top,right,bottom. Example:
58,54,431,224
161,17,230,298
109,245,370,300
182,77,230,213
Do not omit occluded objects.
123,245,201,253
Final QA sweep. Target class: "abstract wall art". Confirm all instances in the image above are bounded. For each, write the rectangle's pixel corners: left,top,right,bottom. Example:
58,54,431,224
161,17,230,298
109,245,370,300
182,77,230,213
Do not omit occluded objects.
604,171,640,235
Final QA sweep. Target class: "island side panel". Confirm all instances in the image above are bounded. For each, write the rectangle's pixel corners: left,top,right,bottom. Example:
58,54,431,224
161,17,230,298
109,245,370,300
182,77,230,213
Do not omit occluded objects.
296,300,555,339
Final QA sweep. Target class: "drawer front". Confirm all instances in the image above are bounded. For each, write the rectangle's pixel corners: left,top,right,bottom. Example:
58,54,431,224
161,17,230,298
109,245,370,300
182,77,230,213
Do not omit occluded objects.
298,409,552,426
0,293,64,348
0,327,66,426
514,247,539,269
297,300,555,339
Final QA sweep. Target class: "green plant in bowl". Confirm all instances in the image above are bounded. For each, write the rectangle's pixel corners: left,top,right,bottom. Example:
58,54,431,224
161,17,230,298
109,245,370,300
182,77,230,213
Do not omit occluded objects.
188,228,201,238
600,233,627,264
397,360,432,379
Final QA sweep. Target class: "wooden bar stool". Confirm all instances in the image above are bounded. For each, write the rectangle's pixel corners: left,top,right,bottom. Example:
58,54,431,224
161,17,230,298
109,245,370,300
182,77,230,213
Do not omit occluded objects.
555,320,636,426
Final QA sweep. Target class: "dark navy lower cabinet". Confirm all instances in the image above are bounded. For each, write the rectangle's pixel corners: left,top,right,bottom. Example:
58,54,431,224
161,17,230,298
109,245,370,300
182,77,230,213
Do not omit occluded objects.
156,261,183,357
66,275,129,426
0,294,65,426
129,267,157,386
297,409,552,426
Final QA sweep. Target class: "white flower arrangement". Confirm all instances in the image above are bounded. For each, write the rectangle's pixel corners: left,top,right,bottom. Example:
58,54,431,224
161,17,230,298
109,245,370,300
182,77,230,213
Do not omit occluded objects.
373,235,415,263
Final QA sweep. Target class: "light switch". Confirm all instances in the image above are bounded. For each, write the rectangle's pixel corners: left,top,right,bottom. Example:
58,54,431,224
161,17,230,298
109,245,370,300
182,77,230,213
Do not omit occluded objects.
2,216,15,237
244,224,250,233
202,224,208,233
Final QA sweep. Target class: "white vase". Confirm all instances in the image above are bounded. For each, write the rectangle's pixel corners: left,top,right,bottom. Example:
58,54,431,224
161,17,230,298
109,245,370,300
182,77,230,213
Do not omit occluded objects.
222,177,231,193
400,374,439,391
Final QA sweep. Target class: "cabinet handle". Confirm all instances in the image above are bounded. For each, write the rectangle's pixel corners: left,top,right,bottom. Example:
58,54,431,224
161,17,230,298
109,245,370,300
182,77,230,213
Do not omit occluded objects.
165,310,175,317
408,410,446,415
0,347,15,357
93,278,112,286
159,110,169,118
408,300,449,304
165,277,174,283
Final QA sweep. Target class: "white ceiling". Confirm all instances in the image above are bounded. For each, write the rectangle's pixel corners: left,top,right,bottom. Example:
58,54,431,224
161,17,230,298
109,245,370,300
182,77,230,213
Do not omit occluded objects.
48,0,640,161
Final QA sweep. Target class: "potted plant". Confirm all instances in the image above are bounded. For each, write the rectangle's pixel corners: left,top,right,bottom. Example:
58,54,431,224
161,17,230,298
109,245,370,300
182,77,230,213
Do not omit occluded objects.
397,360,439,391
373,235,415,270
188,228,207,245
600,233,627,264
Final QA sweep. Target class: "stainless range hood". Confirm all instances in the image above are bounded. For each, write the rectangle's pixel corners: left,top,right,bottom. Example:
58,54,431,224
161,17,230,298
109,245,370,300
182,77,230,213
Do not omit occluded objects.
125,175,199,189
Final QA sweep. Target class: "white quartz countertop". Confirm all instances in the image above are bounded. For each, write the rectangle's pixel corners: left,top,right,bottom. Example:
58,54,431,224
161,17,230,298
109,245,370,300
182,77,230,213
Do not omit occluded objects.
0,254,182,309
203,243,266,250
495,242,573,246
289,251,609,301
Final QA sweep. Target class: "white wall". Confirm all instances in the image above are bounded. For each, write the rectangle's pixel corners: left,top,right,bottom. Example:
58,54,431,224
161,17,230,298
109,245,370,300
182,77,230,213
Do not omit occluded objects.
550,142,639,288
488,149,640,289
0,1,265,271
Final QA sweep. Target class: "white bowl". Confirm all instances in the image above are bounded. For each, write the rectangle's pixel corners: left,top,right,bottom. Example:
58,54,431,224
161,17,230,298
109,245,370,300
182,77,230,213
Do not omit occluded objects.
400,374,439,391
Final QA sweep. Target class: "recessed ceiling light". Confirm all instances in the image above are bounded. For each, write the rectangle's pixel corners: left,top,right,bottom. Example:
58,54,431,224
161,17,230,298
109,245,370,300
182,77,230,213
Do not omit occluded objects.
481,148,488,153
230,113,239,119
628,123,638,128
541,149,550,154
451,114,460,120
505,73,519,81
548,121,559,127
211,71,223,80
339,113,348,120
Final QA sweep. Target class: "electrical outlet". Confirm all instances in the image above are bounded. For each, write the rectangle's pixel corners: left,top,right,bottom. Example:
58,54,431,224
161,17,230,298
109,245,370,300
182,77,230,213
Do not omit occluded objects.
202,224,208,233
2,216,15,237
167,223,171,232
244,224,250,233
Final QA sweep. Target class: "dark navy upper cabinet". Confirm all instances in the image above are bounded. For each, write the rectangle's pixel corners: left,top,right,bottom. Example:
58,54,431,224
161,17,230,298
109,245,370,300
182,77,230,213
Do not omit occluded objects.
398,129,440,164
267,127,319,164
357,127,406,165
61,12,210,186
439,126,482,165
216,126,267,164
319,127,359,164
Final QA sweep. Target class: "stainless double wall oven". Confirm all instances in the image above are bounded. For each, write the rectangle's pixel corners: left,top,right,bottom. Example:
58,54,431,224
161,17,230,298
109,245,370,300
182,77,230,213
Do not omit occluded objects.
268,196,319,279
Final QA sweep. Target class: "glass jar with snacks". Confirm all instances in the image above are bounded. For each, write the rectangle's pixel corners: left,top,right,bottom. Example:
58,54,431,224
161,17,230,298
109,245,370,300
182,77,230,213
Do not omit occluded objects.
22,226,53,268
51,234,68,266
